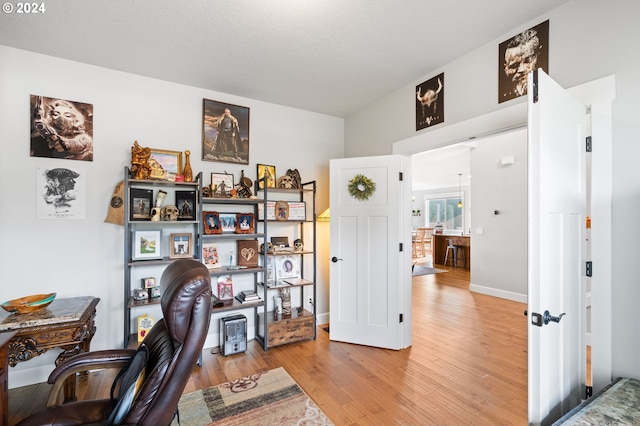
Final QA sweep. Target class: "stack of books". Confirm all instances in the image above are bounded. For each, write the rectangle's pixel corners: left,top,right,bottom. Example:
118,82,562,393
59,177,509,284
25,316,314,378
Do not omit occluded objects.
235,290,262,304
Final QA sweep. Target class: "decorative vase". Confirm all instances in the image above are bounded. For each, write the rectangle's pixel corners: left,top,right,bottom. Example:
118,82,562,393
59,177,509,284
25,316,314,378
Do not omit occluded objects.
183,150,193,182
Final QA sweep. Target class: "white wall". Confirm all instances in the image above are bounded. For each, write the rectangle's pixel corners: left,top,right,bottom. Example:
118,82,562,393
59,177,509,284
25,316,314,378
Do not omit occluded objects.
346,0,640,380
0,46,343,387
468,129,528,302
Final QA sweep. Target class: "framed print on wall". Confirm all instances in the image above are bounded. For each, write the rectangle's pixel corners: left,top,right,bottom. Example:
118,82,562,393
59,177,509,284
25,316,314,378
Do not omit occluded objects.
202,99,250,165
416,72,444,131
498,20,549,103
169,233,193,259
256,163,276,190
132,229,162,260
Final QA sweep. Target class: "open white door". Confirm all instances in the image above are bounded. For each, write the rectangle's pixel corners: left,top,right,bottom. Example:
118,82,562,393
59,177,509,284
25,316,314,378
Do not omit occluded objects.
329,155,412,350
528,69,587,425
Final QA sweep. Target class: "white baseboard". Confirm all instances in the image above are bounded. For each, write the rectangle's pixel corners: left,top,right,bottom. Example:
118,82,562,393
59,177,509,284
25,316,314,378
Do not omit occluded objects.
469,283,527,304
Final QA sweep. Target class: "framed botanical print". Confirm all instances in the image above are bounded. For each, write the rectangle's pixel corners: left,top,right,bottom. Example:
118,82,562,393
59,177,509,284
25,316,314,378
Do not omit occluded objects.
256,164,276,190
132,229,162,260
235,212,254,234
202,99,250,165
203,211,222,234
169,233,193,259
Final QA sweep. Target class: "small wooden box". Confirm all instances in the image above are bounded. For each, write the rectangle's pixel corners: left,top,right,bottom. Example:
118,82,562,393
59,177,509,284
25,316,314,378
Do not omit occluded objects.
258,309,314,347
237,239,259,267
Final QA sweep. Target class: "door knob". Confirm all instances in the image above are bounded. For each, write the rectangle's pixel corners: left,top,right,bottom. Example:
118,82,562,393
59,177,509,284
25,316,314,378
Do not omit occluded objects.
331,257,343,263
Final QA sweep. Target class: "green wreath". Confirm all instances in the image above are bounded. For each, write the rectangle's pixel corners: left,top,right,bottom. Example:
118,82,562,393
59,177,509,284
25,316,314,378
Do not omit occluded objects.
348,174,376,201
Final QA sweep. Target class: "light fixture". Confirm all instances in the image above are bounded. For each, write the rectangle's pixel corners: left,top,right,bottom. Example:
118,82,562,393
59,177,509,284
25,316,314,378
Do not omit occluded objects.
457,173,463,208
317,207,330,222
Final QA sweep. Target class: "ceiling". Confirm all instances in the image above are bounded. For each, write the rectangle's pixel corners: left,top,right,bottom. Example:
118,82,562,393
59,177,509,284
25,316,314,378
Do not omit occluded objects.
0,0,568,118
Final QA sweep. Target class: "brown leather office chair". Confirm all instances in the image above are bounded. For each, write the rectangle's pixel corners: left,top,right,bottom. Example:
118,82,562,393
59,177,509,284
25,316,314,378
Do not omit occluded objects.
18,259,212,426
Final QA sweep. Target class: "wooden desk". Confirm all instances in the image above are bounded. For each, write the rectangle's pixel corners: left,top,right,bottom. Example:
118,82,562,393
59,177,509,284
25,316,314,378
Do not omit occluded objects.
0,296,99,414
432,234,471,268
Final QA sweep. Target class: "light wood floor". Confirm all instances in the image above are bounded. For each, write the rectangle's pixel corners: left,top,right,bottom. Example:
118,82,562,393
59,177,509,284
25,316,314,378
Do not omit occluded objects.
9,260,529,425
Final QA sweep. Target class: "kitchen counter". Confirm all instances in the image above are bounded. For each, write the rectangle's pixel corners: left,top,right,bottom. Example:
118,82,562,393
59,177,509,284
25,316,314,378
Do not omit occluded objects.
432,234,470,268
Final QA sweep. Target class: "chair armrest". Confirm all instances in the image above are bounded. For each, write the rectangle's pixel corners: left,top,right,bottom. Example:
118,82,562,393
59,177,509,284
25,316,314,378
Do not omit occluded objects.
46,349,136,408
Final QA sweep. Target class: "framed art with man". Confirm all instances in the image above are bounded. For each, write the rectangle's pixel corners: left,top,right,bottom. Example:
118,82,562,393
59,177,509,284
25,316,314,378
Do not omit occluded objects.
202,99,250,165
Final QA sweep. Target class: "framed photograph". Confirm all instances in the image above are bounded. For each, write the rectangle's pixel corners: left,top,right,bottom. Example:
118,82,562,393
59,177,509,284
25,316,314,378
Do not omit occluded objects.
287,202,306,221
203,211,222,234
141,277,156,289
219,213,237,233
149,148,183,178
132,229,162,260
217,275,234,302
416,72,444,131
256,164,276,190
498,20,549,103
275,200,289,221
210,172,234,197
257,201,276,221
237,239,259,268
275,255,300,281
202,99,250,165
175,190,196,221
202,243,221,269
130,188,153,221
169,233,193,259
235,212,254,234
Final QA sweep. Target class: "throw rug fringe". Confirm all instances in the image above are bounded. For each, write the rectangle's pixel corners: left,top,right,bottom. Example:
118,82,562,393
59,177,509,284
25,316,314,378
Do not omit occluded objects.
171,366,333,426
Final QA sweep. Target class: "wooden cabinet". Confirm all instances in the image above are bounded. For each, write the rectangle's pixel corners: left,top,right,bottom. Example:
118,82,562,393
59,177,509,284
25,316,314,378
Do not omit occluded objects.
258,309,315,347
432,234,471,268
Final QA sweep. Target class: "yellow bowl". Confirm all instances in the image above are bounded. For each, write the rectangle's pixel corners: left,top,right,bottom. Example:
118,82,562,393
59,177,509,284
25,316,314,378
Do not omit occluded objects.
1,293,57,314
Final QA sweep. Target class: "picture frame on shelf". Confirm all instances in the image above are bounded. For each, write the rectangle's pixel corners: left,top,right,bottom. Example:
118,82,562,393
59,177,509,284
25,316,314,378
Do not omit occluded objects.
210,172,234,198
175,190,196,221
132,229,162,260
141,277,156,289
219,213,236,233
217,275,234,302
235,212,254,234
202,99,250,165
169,233,193,259
203,211,222,234
256,163,276,190
287,202,306,221
202,243,221,269
275,255,300,281
130,188,153,221
237,239,259,267
149,148,183,179
257,201,276,221
270,236,289,248
275,200,289,221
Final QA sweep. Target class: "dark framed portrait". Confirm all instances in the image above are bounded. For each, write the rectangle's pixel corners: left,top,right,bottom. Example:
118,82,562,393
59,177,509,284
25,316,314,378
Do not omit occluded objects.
256,163,276,190
202,99,250,165
235,212,255,234
498,20,549,103
175,190,196,221
30,95,94,161
416,72,444,131
203,211,222,234
130,188,153,221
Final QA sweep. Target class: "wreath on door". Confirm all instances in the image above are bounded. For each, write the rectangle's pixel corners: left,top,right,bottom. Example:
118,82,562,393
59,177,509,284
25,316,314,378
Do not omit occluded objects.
348,174,376,201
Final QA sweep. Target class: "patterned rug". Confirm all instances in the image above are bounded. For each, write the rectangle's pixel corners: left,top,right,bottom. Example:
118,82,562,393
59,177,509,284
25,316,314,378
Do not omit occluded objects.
171,367,333,426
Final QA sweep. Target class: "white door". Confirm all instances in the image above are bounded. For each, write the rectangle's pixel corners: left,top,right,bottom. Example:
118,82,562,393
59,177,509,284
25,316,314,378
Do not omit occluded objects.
329,155,412,350
528,69,586,425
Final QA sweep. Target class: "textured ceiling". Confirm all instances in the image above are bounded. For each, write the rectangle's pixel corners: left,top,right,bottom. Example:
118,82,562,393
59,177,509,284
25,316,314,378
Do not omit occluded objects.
0,0,568,118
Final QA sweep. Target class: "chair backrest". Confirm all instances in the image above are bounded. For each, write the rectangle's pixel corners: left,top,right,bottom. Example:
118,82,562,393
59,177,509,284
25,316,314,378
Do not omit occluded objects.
123,258,212,425
414,228,426,242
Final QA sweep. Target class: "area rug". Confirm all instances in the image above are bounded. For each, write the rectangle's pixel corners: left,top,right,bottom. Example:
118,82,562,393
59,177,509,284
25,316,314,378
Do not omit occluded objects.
412,265,448,276
171,367,333,426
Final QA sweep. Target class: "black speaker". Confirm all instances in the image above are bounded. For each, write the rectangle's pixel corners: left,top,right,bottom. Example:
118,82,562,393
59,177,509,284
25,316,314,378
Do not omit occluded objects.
220,314,247,356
